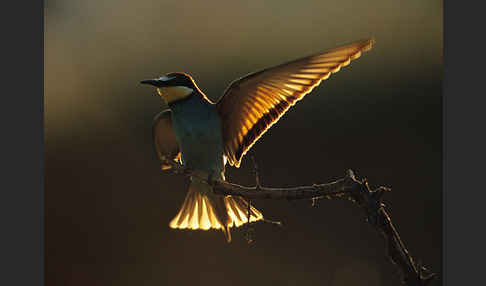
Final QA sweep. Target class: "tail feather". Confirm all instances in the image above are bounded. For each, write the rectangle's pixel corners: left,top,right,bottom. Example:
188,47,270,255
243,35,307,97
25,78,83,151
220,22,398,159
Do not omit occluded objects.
231,196,262,223
203,196,222,229
225,196,262,227
169,179,263,242
174,189,192,228
226,199,243,225
198,195,210,230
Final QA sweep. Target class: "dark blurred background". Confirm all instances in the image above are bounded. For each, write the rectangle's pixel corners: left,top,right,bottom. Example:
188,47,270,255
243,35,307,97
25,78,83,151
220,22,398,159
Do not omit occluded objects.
45,0,442,285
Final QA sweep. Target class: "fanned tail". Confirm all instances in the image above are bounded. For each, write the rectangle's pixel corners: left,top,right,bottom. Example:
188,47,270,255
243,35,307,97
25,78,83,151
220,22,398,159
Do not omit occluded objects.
169,178,263,242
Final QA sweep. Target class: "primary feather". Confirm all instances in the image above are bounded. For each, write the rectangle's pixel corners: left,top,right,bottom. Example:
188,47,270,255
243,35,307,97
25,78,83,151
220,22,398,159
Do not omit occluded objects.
217,38,374,167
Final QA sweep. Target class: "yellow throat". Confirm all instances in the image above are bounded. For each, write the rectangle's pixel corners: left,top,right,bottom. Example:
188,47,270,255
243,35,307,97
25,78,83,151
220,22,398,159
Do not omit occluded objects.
157,86,194,104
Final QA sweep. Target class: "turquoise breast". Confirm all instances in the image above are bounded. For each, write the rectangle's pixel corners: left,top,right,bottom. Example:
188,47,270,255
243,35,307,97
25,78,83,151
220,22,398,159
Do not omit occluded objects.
169,95,225,178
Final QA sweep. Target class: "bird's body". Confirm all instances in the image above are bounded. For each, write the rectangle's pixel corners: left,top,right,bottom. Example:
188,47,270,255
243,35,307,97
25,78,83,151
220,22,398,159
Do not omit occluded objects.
169,94,225,180
142,38,375,242
150,83,263,241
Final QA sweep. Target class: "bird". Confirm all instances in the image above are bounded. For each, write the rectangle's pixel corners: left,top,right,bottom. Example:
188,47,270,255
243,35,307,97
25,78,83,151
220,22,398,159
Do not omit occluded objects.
141,38,374,242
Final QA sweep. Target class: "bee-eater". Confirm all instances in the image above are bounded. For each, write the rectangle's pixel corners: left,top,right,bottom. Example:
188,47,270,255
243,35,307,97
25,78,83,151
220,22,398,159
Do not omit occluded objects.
141,38,374,242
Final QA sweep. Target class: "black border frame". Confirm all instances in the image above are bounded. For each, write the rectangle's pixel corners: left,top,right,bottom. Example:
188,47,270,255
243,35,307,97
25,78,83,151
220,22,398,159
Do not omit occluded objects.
2,1,44,285
444,1,485,285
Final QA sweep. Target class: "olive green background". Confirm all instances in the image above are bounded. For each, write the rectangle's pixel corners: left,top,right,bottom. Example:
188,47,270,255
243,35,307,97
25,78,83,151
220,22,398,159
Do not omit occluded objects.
45,1,442,285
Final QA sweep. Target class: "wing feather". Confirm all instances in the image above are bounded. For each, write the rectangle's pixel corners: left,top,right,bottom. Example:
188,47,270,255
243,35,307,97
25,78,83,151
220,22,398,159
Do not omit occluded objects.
152,109,181,170
217,38,374,167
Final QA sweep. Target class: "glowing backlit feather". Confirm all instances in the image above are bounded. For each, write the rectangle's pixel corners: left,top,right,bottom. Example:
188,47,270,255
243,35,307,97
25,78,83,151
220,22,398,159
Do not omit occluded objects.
217,39,374,167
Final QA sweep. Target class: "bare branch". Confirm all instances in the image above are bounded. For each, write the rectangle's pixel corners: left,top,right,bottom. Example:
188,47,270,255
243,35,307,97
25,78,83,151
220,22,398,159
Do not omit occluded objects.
160,159,436,285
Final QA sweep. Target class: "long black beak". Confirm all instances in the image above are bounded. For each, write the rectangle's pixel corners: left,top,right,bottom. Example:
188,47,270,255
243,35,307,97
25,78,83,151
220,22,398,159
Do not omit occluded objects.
140,79,162,87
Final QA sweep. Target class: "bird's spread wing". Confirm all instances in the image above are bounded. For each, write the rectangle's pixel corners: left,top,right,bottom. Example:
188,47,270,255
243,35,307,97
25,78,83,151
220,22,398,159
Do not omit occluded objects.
153,109,181,170
216,38,374,167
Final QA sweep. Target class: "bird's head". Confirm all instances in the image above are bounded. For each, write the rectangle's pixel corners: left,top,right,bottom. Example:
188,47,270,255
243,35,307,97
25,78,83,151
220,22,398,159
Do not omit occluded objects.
141,72,196,105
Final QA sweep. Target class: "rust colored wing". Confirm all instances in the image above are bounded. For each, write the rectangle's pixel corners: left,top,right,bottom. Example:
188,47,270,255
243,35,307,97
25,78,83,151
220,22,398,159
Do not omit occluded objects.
216,38,374,167
152,109,181,170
